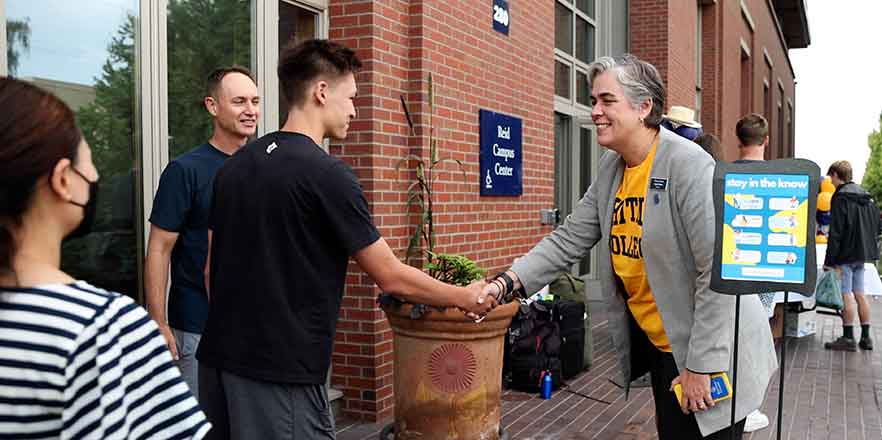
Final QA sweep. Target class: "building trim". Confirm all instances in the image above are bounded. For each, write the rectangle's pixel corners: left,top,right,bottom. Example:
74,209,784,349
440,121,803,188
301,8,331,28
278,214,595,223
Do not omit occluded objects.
764,0,797,78
0,0,6,77
740,38,751,58
139,0,169,254
296,0,328,9
740,0,756,32
763,47,773,68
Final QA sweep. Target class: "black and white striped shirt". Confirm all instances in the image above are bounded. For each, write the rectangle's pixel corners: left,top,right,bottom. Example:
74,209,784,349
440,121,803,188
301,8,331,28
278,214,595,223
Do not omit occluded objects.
0,281,210,439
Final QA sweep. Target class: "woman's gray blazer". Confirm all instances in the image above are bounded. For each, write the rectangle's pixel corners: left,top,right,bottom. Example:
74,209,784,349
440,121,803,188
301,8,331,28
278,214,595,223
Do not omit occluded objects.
511,127,777,436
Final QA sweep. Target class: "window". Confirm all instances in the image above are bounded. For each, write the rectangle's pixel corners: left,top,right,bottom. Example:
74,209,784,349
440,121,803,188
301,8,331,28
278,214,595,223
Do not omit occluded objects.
555,0,596,106
788,102,795,157
553,1,623,277
578,126,593,274
167,0,254,159
740,44,751,117
4,0,144,300
278,1,318,126
777,83,785,158
554,113,573,213
763,81,771,159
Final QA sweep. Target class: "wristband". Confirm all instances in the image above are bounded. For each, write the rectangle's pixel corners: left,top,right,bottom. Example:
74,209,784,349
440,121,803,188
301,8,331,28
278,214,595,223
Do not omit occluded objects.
493,271,515,297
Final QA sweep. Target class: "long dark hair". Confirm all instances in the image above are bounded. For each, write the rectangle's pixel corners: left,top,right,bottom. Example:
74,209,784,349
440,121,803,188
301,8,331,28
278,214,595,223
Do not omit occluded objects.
0,77,83,274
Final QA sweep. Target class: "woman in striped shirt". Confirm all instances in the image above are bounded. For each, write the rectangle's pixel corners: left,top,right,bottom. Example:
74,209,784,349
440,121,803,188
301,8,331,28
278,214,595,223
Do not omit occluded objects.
0,77,210,439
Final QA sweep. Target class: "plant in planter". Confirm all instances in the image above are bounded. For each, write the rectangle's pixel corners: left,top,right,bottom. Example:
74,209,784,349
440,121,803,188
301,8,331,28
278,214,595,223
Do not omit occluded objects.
380,72,481,317
378,73,518,440
425,251,485,286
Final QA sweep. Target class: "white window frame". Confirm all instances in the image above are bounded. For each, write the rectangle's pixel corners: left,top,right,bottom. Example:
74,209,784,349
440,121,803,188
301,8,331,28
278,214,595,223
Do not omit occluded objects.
554,0,598,114
137,0,328,239
0,0,7,77
554,0,606,277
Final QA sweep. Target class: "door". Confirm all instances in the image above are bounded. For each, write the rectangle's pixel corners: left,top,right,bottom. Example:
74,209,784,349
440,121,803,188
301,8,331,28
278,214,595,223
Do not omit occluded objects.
554,112,596,276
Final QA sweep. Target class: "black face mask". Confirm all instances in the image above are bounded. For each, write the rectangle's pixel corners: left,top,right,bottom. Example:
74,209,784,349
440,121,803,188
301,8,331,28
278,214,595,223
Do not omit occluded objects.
66,167,99,240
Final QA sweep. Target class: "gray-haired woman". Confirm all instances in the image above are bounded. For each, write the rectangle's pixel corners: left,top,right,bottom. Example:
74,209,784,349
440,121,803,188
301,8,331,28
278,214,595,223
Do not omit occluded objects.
484,55,777,439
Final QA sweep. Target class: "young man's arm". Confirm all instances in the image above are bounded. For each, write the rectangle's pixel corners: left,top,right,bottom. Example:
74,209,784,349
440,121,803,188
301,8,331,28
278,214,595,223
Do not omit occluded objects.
144,224,181,360
354,238,495,315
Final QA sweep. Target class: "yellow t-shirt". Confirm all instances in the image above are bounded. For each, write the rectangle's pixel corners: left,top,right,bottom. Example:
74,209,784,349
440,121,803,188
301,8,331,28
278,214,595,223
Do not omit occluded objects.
610,142,672,352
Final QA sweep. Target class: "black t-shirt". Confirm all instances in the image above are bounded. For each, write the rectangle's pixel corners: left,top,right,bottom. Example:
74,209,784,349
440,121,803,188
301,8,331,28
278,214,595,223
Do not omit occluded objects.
196,132,381,384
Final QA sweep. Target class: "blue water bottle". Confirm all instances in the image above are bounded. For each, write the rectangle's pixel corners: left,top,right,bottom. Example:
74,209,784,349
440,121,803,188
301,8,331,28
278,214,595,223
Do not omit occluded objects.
540,370,553,400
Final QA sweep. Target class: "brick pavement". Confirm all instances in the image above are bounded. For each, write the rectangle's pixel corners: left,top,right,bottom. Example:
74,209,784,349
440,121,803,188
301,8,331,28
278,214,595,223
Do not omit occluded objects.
336,298,882,439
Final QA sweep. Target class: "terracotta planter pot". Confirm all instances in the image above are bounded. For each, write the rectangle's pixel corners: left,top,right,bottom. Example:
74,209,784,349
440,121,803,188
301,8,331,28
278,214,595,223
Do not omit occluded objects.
380,301,519,440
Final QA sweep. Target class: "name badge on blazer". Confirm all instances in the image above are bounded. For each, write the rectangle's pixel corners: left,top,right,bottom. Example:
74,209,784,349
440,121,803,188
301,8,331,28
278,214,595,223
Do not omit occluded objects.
649,177,667,190
649,177,667,205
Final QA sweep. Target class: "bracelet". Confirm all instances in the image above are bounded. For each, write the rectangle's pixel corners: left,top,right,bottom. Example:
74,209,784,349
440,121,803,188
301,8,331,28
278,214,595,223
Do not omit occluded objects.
493,271,515,297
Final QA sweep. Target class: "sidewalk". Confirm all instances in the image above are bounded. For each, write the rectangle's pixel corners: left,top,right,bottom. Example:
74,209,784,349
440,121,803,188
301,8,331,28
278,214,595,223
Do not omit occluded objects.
336,297,882,439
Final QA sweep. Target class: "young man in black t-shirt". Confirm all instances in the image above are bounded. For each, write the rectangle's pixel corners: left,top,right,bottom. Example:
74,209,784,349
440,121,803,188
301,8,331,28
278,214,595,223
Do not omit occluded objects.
196,40,496,439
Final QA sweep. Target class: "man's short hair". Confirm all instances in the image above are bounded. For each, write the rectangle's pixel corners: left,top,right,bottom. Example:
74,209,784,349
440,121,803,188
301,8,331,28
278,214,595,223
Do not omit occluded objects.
206,66,256,98
828,160,853,182
735,113,769,147
278,39,362,109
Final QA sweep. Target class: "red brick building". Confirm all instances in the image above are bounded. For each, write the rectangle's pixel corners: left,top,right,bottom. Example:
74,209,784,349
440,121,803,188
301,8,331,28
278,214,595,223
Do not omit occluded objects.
0,0,808,426
327,0,809,422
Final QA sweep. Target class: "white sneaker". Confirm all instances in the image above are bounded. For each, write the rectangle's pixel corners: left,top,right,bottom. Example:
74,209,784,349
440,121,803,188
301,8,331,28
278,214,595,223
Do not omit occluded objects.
744,409,769,432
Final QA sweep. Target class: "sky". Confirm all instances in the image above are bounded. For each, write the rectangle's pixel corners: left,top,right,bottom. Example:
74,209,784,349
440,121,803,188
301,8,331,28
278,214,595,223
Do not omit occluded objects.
7,0,134,85
790,1,882,182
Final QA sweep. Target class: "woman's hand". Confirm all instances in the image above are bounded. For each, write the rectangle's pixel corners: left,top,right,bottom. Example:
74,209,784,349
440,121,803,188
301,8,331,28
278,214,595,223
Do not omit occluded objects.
670,369,714,414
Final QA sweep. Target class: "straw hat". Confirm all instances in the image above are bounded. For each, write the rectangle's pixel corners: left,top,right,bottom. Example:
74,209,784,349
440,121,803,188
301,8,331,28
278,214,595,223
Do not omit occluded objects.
663,105,702,128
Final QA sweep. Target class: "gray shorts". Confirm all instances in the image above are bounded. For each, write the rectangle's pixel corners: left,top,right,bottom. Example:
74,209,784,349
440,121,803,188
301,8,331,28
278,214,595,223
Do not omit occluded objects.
172,328,200,398
199,365,335,440
840,262,866,294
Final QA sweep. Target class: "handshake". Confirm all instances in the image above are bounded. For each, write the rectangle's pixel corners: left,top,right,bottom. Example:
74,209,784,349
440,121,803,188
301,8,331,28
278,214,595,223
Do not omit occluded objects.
460,271,523,321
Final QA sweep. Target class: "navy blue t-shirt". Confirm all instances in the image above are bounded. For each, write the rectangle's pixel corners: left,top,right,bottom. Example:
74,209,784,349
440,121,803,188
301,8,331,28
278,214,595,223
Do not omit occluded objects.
149,143,230,333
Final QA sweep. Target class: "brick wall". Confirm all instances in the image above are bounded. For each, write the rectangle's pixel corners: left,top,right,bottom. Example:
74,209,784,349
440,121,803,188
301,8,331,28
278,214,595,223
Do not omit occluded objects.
325,0,800,423
328,0,555,422
630,0,670,88
696,0,798,160
632,0,797,162
666,0,698,110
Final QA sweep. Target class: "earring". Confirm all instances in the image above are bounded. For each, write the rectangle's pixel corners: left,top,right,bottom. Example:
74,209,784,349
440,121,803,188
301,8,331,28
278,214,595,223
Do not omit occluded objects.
639,116,644,124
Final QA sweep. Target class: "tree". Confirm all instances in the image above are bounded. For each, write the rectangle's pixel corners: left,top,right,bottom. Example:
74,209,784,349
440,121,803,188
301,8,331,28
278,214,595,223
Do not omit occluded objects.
76,15,137,178
861,112,882,203
75,0,252,173
166,0,251,157
6,18,31,76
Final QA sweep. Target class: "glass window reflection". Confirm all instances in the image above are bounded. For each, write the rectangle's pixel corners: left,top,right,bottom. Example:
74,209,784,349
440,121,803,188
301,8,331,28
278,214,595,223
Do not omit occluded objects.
6,0,142,299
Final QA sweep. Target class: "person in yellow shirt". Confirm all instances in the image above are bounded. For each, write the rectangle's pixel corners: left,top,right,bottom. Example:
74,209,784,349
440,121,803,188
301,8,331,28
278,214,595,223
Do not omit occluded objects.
484,55,777,439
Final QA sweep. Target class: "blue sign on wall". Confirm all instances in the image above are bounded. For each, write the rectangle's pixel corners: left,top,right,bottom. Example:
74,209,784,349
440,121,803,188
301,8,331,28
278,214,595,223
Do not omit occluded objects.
480,109,522,196
492,0,510,35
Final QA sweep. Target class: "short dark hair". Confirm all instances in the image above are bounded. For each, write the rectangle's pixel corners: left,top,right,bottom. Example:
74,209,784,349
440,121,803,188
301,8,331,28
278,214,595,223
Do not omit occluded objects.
277,39,362,109
828,160,853,182
693,133,722,161
206,65,256,98
735,113,768,147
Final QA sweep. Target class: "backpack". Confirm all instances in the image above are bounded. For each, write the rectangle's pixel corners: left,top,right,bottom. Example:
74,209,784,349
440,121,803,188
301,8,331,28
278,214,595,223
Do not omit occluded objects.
548,273,593,371
504,300,563,391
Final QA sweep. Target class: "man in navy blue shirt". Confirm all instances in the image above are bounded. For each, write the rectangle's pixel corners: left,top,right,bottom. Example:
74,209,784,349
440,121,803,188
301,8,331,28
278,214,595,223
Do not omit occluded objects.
145,66,260,398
